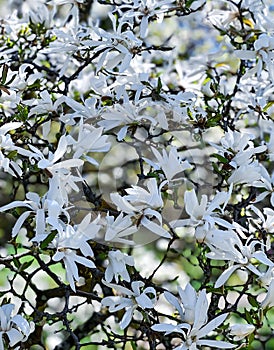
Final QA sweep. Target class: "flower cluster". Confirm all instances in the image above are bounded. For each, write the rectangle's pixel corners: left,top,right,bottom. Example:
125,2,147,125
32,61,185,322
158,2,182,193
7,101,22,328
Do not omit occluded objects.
0,0,273,349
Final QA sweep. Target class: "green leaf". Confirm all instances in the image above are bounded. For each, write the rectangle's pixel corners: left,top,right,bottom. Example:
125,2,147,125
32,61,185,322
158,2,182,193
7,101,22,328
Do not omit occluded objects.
248,295,259,308
7,150,18,160
263,100,274,112
211,153,229,163
1,64,8,84
156,77,162,94
245,309,253,324
19,259,34,271
40,231,57,250
212,162,221,174
206,115,222,127
130,341,137,350
13,257,20,269
248,332,255,344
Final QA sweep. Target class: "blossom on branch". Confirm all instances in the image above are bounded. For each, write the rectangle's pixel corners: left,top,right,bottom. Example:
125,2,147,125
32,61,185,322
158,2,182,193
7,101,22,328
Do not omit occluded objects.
102,280,157,329
152,283,235,349
111,178,171,238
0,304,32,350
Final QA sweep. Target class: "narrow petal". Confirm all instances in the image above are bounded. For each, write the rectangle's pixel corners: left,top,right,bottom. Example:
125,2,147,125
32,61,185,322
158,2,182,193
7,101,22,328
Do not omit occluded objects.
141,217,171,238
12,211,32,237
6,328,24,346
197,339,235,348
214,265,239,288
196,313,229,339
120,307,134,329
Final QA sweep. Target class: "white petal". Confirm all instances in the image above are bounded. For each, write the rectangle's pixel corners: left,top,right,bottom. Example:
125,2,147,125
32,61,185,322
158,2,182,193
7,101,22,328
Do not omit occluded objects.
214,265,239,288
196,313,229,339
6,328,24,346
151,323,186,335
197,339,235,348
252,251,273,266
120,307,135,329
135,293,154,309
141,217,171,238
192,290,208,332
12,315,30,337
52,135,68,164
164,291,184,320
12,211,32,237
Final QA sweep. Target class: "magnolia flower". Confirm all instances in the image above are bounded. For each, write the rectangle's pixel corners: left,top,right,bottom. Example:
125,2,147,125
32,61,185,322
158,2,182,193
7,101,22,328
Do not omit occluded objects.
171,187,232,241
46,169,82,207
0,304,32,349
102,280,157,329
61,96,98,124
50,214,101,291
105,250,135,283
104,212,138,245
27,90,64,116
123,177,166,210
228,162,262,185
152,283,235,349
29,135,83,172
123,0,174,38
201,228,241,253
250,205,274,234
144,146,193,181
87,13,142,73
98,102,156,141
229,324,255,341
110,178,171,238
210,128,266,169
235,33,274,83
207,236,274,288
0,122,33,177
0,192,69,238
253,165,274,205
66,124,110,166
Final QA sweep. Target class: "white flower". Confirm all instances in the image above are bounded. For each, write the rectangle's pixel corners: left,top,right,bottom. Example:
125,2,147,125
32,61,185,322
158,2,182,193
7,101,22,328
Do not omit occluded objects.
102,280,157,329
123,0,174,38
0,122,33,177
228,162,262,185
46,169,82,207
105,250,135,283
250,205,274,234
152,284,235,349
50,214,101,291
98,102,156,141
67,124,111,166
29,135,84,172
61,96,97,124
144,146,193,181
88,13,142,73
0,192,69,238
253,165,274,205
0,304,32,349
171,187,232,241
210,128,266,168
235,33,274,83
123,177,166,210
207,236,274,288
104,212,138,245
110,178,171,238
28,90,64,116
229,324,255,341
